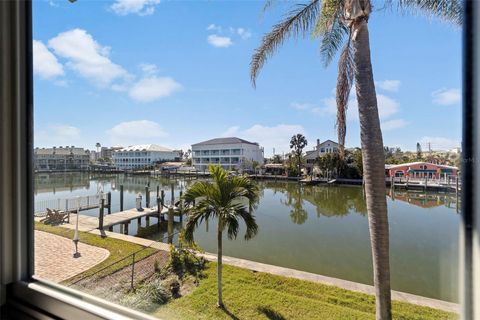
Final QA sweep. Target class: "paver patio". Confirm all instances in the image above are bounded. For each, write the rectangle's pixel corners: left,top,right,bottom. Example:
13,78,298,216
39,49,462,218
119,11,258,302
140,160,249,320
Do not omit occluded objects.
34,230,110,283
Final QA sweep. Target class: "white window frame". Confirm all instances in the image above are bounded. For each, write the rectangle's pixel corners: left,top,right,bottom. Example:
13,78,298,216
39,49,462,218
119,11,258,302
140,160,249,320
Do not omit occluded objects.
0,1,478,319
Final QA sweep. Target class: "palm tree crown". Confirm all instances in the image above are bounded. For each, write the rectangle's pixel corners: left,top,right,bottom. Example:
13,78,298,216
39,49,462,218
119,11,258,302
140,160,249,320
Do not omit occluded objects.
183,165,259,243
251,0,462,152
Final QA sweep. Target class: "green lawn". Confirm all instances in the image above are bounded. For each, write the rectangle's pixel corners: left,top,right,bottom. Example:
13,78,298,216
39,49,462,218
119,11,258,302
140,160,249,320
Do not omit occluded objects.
154,263,458,320
35,222,158,283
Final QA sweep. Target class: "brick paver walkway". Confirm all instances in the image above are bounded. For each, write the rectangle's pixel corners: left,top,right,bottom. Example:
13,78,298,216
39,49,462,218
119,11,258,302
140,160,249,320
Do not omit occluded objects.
34,230,110,283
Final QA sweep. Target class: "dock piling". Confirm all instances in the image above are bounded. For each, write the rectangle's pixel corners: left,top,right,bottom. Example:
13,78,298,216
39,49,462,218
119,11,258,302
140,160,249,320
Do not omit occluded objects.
107,192,112,214
120,185,124,212
99,198,105,231
179,190,183,223
145,185,150,208
168,207,174,244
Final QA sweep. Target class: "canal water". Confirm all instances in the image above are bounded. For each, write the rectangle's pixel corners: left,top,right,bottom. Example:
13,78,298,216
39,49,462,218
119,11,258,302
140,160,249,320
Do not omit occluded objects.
34,172,460,302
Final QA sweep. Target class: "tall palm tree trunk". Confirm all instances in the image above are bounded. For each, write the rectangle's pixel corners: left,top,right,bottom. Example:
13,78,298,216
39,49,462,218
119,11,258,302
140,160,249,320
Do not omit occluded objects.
217,228,224,308
352,19,392,320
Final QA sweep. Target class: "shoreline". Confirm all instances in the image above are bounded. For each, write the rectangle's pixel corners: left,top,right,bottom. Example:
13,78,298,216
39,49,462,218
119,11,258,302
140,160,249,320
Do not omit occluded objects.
50,222,459,313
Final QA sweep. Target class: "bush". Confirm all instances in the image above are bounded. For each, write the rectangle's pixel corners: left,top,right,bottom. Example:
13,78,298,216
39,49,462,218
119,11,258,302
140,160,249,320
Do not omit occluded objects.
120,277,171,312
164,235,206,278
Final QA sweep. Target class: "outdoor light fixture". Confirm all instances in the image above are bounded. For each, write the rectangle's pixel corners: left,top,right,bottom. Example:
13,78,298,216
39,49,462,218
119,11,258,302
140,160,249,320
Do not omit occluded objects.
72,197,81,258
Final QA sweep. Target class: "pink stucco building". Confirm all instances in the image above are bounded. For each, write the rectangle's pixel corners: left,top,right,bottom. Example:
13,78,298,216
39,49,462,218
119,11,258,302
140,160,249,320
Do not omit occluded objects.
385,162,459,179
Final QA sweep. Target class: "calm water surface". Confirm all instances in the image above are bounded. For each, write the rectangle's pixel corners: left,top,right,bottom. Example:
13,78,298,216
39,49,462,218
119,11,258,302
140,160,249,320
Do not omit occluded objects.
34,172,459,302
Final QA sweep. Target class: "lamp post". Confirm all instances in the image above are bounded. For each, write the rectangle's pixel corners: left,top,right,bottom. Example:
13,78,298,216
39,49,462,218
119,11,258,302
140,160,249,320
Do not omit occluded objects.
73,196,80,258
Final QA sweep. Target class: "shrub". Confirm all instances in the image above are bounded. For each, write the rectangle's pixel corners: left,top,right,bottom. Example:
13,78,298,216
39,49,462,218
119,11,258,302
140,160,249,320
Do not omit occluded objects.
120,277,171,312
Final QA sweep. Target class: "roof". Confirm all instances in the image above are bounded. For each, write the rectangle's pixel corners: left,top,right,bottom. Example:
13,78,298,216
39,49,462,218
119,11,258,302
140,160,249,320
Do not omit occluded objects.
192,137,258,147
117,144,174,152
385,161,458,170
318,139,338,146
34,147,88,155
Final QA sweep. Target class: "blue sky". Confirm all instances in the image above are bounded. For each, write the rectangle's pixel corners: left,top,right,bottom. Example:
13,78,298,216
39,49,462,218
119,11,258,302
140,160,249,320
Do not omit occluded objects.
32,0,462,156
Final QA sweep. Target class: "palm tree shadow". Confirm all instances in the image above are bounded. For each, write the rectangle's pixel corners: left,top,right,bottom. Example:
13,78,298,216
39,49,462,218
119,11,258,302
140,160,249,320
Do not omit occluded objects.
220,306,240,320
257,306,287,320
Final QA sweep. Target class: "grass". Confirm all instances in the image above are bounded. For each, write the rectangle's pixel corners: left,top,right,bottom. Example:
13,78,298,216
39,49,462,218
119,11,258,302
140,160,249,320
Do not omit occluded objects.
35,222,158,283
154,263,458,320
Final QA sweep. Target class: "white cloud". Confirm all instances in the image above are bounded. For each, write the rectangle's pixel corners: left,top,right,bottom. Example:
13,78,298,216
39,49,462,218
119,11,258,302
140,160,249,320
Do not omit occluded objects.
381,119,408,131
221,126,240,137
35,124,81,147
311,94,399,121
432,88,461,106
221,124,306,156
376,80,401,92
206,24,222,32
110,0,161,16
48,28,129,87
419,136,461,151
207,35,233,48
129,76,182,102
237,28,252,40
107,120,168,145
33,40,64,79
51,124,80,139
139,63,158,75
348,94,399,121
291,102,312,110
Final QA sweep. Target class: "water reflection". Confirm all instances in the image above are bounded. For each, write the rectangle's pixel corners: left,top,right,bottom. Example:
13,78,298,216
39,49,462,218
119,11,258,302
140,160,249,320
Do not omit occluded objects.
34,173,459,302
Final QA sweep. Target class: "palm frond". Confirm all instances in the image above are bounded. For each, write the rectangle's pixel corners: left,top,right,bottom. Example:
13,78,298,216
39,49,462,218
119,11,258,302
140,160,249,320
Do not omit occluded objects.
335,33,354,157
392,0,462,25
235,206,259,240
319,17,348,66
182,181,214,205
250,0,321,87
184,205,214,243
312,0,348,66
224,211,240,240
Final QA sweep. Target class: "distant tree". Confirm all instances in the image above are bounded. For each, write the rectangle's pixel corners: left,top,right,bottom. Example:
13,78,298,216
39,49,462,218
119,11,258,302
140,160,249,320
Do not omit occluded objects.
290,134,307,178
416,142,423,160
271,154,282,164
252,160,260,174
351,148,363,177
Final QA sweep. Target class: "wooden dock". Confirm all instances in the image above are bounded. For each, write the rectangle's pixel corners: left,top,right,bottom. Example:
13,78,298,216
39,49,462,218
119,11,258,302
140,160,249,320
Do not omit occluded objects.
36,205,182,235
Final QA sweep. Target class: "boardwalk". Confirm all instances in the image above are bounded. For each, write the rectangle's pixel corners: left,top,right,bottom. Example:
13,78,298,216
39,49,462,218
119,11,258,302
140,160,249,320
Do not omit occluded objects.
36,206,182,235
34,193,111,216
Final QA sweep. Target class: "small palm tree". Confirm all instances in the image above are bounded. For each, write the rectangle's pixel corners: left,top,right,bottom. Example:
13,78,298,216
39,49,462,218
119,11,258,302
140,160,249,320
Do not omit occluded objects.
183,165,259,308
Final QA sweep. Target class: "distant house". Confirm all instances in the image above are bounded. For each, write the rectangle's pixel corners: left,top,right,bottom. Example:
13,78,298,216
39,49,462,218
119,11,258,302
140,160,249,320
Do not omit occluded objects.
191,137,264,171
34,146,90,171
112,144,180,170
385,162,458,179
304,139,339,172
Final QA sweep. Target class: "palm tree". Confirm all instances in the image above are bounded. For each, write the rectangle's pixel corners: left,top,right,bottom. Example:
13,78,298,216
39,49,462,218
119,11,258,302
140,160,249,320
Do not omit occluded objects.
250,1,461,318
183,165,259,308
290,133,308,178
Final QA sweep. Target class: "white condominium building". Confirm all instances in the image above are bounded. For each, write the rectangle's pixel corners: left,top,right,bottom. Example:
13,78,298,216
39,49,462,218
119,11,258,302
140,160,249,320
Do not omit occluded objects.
192,137,264,171
112,144,180,170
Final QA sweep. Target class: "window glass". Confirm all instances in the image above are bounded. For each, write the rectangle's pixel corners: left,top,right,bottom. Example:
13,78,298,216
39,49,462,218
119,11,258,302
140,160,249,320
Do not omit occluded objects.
32,1,462,319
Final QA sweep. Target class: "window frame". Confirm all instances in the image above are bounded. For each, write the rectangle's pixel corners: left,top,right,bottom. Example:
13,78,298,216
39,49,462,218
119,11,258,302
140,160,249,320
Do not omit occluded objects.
0,1,478,319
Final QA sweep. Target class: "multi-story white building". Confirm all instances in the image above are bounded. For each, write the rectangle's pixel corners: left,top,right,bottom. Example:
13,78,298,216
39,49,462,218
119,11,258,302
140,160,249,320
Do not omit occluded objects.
112,144,180,170
34,146,90,171
191,137,264,171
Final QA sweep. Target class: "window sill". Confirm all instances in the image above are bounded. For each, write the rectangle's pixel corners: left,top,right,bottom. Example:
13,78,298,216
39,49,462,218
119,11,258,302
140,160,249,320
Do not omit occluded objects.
6,280,159,320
